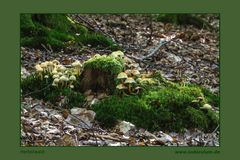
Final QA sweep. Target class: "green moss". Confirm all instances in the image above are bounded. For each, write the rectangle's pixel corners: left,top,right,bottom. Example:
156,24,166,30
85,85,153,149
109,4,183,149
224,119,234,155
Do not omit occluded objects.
92,84,219,132
20,14,35,36
83,55,124,75
20,14,119,50
201,87,220,107
92,96,152,129
32,14,76,34
185,84,220,108
183,107,208,130
205,110,219,131
151,71,179,89
145,86,204,111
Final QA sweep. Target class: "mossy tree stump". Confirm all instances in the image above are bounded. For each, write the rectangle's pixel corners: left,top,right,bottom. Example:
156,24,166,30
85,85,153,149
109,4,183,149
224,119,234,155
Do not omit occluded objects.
80,55,124,93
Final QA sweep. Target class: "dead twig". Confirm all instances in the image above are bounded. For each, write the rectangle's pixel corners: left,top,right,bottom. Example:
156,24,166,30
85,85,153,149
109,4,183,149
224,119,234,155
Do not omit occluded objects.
127,34,177,61
22,84,52,98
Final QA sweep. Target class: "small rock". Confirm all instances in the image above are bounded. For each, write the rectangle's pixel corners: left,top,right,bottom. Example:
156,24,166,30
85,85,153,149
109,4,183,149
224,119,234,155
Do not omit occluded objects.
66,108,96,128
71,108,85,115
40,112,48,118
52,114,64,122
108,142,122,146
158,133,173,143
115,121,136,135
166,52,182,63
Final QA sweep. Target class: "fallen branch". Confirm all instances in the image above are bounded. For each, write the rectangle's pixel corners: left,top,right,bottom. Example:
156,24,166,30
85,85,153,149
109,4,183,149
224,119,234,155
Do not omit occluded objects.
89,133,129,143
22,84,52,98
127,34,178,61
211,124,219,134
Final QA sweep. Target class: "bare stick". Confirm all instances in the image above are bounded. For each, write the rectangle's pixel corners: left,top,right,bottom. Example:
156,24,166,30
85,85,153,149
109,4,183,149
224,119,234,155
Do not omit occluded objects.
22,84,52,98
128,34,177,61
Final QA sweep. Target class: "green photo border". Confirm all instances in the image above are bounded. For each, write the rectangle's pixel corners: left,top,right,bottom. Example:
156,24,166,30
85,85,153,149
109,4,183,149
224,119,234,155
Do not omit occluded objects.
0,0,239,160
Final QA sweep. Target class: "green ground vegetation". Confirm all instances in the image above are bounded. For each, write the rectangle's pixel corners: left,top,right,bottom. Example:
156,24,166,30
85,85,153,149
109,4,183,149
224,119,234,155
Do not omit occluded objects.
92,84,219,132
20,14,118,50
21,74,85,108
155,14,214,30
21,67,219,132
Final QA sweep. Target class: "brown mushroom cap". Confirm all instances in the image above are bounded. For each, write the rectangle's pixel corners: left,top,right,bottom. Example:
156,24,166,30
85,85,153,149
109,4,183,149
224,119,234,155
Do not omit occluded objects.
52,60,60,65
111,51,124,58
35,64,43,72
116,84,127,90
124,77,136,84
69,75,76,81
124,69,132,76
117,72,128,79
131,69,140,76
72,60,82,67
127,63,139,68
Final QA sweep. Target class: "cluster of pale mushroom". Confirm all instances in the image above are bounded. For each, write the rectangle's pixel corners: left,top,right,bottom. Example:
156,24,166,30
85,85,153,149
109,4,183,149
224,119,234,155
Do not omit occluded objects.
110,50,124,59
116,69,156,94
35,60,82,89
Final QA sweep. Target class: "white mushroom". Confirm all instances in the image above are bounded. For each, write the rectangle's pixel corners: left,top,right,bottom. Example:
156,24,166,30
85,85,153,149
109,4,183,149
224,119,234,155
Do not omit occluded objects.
117,72,128,83
200,104,213,110
116,84,127,90
35,64,43,72
69,75,76,81
111,51,124,59
72,60,82,75
59,75,68,82
53,78,60,83
124,77,136,93
131,69,140,77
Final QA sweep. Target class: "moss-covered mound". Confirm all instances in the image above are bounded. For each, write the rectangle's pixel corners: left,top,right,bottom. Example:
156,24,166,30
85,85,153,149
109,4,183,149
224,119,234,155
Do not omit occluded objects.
20,14,118,50
83,55,124,75
92,85,219,132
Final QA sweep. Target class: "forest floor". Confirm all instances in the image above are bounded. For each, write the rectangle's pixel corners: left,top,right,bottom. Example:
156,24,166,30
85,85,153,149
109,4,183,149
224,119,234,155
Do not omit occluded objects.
21,14,220,146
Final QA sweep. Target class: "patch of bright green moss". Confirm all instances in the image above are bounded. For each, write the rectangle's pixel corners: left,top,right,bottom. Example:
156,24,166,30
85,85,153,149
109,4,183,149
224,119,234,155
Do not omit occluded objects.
83,55,124,75
201,87,220,107
183,107,208,130
92,96,152,129
184,83,220,108
20,14,119,50
92,84,219,132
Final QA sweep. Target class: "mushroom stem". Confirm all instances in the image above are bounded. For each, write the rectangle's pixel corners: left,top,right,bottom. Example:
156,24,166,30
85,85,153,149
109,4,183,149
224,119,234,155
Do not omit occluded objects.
128,84,132,94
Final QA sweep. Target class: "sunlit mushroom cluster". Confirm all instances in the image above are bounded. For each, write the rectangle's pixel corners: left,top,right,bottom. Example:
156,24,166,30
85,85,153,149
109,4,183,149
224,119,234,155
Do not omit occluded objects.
35,60,82,88
110,50,124,59
113,51,157,94
116,69,157,94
